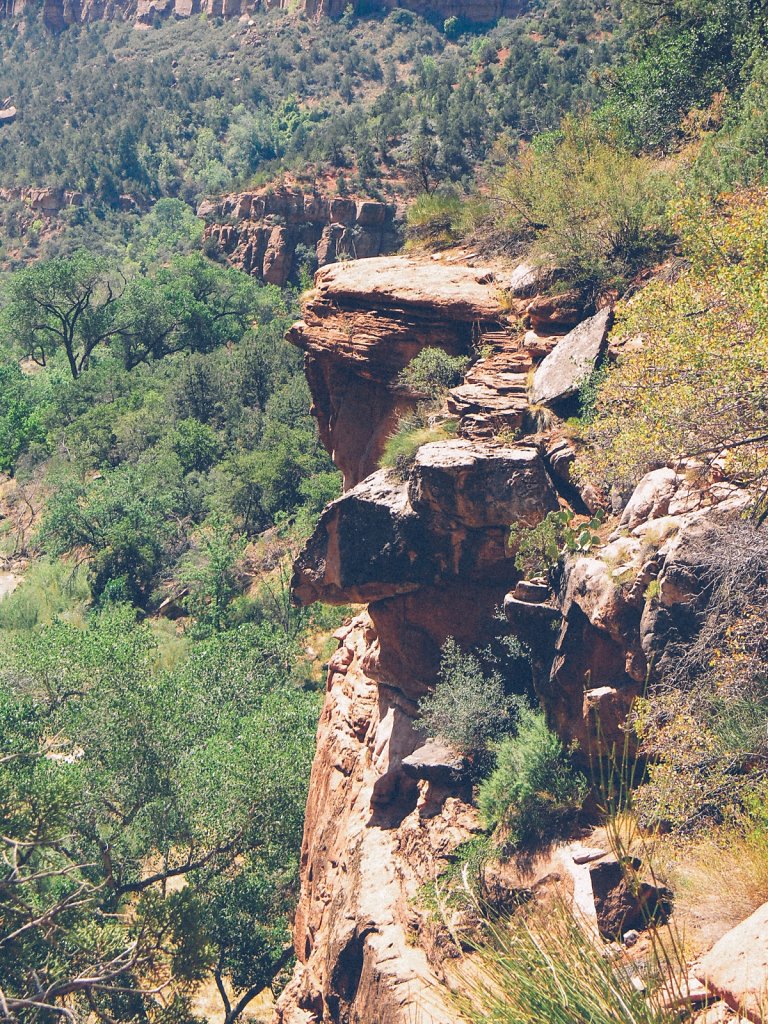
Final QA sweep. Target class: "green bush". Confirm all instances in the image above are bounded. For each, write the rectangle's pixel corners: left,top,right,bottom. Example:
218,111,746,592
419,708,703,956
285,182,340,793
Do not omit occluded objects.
416,638,521,755
479,708,587,848
510,508,604,580
492,118,673,290
397,347,470,398
0,558,91,631
380,410,458,478
405,190,467,247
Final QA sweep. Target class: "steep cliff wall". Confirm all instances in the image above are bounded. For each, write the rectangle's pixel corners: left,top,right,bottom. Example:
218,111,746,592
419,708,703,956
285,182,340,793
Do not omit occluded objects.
304,0,528,22
3,0,526,27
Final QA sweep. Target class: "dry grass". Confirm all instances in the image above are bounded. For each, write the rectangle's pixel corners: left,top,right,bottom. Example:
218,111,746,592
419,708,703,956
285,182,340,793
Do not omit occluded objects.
455,900,689,1024
661,826,768,955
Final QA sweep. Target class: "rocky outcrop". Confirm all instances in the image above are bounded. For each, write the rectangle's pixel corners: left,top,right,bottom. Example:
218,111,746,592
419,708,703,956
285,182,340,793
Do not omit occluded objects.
529,307,613,408
304,0,527,22
287,256,509,488
0,186,85,212
275,614,481,1024
200,187,401,288
4,0,527,24
281,252,756,1024
696,902,768,1023
292,441,558,607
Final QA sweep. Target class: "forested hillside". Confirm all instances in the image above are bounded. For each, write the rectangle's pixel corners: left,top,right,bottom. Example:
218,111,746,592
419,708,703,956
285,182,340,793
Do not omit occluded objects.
3,0,768,1022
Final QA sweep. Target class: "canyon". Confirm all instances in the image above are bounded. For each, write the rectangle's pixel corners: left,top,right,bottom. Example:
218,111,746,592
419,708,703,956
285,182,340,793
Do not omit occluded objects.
275,253,752,1023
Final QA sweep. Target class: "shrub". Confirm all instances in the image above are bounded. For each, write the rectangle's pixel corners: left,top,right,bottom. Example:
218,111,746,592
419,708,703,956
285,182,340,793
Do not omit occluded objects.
380,410,458,478
0,558,91,631
492,118,673,290
479,708,587,848
416,638,521,755
582,190,768,494
406,190,467,247
510,508,604,580
631,521,768,833
397,347,469,398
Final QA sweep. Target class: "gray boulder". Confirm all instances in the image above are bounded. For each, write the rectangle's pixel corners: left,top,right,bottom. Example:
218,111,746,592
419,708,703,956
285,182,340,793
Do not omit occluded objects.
530,307,614,407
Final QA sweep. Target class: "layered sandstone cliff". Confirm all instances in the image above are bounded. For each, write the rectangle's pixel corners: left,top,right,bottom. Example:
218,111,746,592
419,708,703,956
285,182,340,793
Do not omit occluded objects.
304,0,527,22
200,188,401,289
277,254,751,1023
3,0,525,27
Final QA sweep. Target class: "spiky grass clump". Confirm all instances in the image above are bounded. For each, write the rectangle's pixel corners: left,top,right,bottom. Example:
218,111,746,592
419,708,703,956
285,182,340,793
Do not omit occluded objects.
380,416,458,479
457,903,688,1024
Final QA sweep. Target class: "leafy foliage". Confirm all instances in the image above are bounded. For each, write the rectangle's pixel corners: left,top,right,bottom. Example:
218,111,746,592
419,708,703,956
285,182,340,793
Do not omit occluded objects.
396,346,469,398
582,190,768,492
0,607,319,1024
600,0,768,152
492,118,673,289
416,637,525,755
478,708,588,848
510,507,605,579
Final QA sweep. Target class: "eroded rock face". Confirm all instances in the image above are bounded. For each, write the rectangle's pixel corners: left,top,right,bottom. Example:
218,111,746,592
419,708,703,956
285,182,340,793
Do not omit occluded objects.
288,257,507,488
305,0,526,20
201,187,401,289
282,253,757,1024
274,614,481,1024
292,440,558,607
533,475,751,759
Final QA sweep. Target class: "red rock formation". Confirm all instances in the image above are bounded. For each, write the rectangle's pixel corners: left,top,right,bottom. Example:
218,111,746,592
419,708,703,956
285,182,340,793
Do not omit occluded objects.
287,255,508,487
3,0,528,28
305,0,527,22
281,253,757,1024
201,187,401,290
276,613,481,1024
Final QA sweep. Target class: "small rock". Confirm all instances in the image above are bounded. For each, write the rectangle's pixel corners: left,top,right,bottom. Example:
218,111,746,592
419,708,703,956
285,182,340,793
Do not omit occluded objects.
512,580,550,603
623,929,640,947
617,468,680,534
570,845,607,865
401,740,469,786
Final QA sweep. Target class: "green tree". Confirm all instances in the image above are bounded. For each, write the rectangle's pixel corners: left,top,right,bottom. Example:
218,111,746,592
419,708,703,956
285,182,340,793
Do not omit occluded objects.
582,191,768,492
0,611,319,1024
180,515,246,632
1,251,126,379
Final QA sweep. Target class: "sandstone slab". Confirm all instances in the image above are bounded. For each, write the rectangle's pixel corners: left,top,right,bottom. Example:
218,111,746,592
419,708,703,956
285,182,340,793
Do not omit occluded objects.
697,902,768,1022
408,439,559,529
530,307,613,407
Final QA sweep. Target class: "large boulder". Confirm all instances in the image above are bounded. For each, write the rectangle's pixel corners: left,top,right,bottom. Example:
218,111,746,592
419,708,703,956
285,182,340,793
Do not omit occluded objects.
291,470,430,606
507,260,561,298
618,468,681,533
589,856,673,940
408,440,559,529
696,902,768,1022
530,307,613,408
